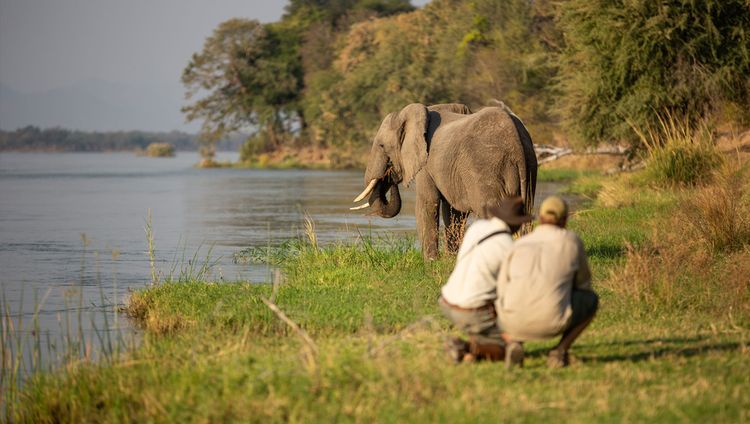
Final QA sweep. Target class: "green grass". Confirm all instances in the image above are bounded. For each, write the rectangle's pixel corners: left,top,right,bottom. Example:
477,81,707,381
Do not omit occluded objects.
537,167,597,182
9,169,750,423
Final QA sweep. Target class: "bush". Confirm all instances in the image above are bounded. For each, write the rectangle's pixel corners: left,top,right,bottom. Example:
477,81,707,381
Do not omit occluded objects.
635,114,723,186
557,0,750,146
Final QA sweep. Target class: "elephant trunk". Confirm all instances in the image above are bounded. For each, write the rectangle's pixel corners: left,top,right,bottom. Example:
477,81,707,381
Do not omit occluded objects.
368,176,401,218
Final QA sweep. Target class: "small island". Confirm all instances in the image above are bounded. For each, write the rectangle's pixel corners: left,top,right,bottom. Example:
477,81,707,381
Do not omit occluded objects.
143,142,175,157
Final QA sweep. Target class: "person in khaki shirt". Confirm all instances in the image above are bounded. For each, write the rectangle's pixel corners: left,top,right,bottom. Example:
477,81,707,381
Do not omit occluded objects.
496,195,598,368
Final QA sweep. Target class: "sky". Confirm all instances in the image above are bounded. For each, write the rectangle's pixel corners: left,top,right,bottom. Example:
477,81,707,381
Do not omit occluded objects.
0,0,287,93
0,0,430,132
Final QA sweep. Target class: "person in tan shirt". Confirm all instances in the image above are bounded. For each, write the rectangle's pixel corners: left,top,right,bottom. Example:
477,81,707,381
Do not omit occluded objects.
495,195,598,368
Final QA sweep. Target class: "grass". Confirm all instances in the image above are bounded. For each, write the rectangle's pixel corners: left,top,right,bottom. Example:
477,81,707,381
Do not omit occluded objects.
536,167,596,182
7,157,750,422
633,113,724,187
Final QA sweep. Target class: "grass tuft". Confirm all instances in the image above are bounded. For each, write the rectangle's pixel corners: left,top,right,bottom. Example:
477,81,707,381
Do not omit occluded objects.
679,160,750,252
633,113,723,187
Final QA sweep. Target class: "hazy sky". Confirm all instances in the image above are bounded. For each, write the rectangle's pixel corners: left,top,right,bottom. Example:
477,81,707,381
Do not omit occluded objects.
0,0,430,92
0,0,289,92
0,0,430,131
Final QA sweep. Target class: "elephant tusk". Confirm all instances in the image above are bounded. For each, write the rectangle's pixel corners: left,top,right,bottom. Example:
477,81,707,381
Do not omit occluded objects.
349,202,370,211
353,179,378,203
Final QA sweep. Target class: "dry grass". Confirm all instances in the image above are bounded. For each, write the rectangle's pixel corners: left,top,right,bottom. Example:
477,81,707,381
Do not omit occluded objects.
126,291,193,335
442,215,467,254
607,159,750,316
680,160,750,252
596,175,640,208
541,153,624,173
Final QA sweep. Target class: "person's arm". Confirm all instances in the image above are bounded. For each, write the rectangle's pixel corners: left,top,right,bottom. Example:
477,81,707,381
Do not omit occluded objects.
573,236,593,291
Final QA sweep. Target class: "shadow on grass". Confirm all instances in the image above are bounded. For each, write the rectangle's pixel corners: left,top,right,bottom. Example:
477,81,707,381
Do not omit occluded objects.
585,243,626,260
578,336,740,363
522,336,742,363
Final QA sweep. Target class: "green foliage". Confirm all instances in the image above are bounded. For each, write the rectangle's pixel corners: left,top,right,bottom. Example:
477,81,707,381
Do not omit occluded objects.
182,0,750,161
300,0,561,148
302,2,470,148
557,0,750,146
537,168,597,182
635,114,724,186
144,142,175,157
456,0,560,139
646,142,722,186
181,19,305,157
284,0,413,24
123,234,449,338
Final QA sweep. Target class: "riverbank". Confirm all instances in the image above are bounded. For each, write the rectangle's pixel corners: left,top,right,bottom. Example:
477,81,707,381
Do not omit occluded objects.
9,151,750,422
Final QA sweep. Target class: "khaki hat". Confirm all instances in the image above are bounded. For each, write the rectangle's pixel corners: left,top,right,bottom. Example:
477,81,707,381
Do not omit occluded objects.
484,197,533,227
539,195,568,222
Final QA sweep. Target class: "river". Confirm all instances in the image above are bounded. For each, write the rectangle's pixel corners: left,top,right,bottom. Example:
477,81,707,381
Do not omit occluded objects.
0,151,566,365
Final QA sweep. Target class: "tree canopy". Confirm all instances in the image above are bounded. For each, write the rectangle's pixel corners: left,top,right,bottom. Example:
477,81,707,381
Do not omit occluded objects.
182,0,750,162
557,0,750,145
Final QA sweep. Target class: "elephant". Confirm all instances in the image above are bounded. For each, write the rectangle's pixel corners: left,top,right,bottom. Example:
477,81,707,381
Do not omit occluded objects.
350,102,537,260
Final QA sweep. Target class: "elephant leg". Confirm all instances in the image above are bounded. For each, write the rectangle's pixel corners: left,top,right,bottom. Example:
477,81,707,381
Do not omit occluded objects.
441,200,469,254
415,172,440,260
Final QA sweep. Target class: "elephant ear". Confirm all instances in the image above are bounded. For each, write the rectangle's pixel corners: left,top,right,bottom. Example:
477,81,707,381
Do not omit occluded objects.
397,103,428,187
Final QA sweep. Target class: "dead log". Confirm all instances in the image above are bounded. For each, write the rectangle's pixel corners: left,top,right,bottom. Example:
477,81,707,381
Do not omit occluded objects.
535,144,629,164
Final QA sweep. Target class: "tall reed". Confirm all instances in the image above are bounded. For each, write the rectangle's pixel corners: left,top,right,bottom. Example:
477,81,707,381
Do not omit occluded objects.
1,236,131,420
145,208,157,286
631,112,723,186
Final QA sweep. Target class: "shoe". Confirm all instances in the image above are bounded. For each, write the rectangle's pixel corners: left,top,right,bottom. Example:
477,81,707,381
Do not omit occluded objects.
444,337,468,364
505,341,524,369
461,353,476,363
547,348,569,368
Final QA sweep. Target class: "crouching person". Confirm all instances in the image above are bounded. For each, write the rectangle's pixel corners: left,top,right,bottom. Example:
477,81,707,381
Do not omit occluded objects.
496,196,598,368
440,197,532,363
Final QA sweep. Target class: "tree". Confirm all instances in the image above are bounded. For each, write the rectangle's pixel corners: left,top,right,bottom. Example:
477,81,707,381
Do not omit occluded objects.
557,0,750,146
181,19,304,159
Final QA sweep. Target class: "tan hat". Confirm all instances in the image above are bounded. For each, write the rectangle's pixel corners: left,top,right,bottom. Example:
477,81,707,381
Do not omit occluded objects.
484,197,533,227
539,196,568,222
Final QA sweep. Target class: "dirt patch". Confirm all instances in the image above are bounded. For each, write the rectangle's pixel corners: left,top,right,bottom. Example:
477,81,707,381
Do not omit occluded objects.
716,129,750,162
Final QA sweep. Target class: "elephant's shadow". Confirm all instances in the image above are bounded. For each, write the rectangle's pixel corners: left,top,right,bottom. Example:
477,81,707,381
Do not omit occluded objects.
524,335,742,363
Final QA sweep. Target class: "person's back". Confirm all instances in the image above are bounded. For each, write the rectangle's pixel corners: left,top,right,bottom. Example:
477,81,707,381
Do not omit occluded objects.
441,218,514,309
495,196,598,368
497,224,591,340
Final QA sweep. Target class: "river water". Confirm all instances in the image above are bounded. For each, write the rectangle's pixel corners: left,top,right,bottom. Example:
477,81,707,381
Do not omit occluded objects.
0,152,566,364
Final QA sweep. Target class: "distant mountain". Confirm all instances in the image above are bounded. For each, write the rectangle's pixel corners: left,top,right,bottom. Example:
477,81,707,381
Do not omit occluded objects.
0,79,199,132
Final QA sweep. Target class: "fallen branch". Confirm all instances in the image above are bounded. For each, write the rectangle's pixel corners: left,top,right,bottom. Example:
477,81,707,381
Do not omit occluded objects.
535,144,629,164
260,297,318,375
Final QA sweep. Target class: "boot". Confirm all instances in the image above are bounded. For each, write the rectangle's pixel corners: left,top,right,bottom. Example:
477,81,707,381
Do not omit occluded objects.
467,340,505,362
444,337,469,363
